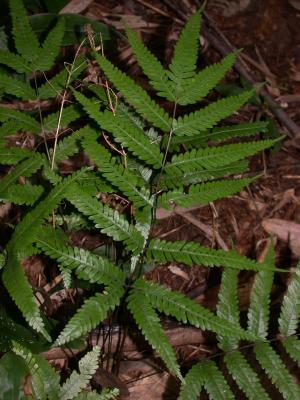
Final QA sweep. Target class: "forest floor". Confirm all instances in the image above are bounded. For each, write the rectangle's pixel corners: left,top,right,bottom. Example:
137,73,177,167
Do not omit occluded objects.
4,0,300,398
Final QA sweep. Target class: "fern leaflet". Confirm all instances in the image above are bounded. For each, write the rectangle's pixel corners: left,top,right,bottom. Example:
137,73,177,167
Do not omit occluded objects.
81,130,153,208
254,341,300,399
164,139,277,176
178,363,204,400
12,341,60,400
59,346,100,400
65,184,144,254
178,52,237,105
247,244,275,338
93,52,172,131
0,49,29,73
55,289,123,346
0,72,36,100
0,108,40,134
174,90,254,135
199,360,234,400
36,18,65,71
217,268,239,350
125,27,175,101
9,0,39,63
224,351,270,400
127,281,181,379
147,239,278,271
158,177,254,209
169,10,201,80
278,262,300,336
136,279,255,341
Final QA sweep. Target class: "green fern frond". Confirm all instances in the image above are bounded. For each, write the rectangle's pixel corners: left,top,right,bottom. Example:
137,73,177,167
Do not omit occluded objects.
161,160,249,188
43,104,82,133
136,279,255,341
217,268,239,350
0,146,33,164
59,346,100,400
278,262,300,337
81,130,153,208
178,52,237,105
65,184,144,254
74,90,163,168
164,139,277,176
74,389,119,400
127,281,181,379
53,125,93,164
207,120,269,142
1,183,43,205
0,154,44,196
178,363,204,400
247,245,275,339
199,360,234,400
12,341,60,400
8,169,87,252
125,27,175,101
3,252,51,340
162,121,268,150
174,90,254,136
147,239,278,272
9,0,39,63
0,72,36,100
0,108,40,134
35,228,125,287
157,177,254,210
55,289,122,346
169,11,201,80
93,52,172,131
254,341,300,399
0,49,29,73
224,351,270,400
36,18,65,71
282,336,300,366
38,57,86,99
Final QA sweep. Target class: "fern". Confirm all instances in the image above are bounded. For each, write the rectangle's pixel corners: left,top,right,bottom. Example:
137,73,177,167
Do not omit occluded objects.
74,90,163,168
81,128,153,208
278,261,300,337
59,346,100,400
147,239,279,271
164,139,277,177
2,7,295,399
224,351,271,400
177,52,238,105
127,280,182,379
0,154,44,197
0,72,36,100
9,0,40,63
65,183,144,254
158,177,254,209
169,10,201,81
135,279,255,341
55,289,123,346
125,27,175,101
254,342,300,399
12,341,60,400
174,90,254,135
36,18,65,72
0,108,40,134
93,52,172,131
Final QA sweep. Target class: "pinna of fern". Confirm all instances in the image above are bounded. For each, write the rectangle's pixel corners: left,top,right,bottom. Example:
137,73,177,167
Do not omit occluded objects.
179,245,300,400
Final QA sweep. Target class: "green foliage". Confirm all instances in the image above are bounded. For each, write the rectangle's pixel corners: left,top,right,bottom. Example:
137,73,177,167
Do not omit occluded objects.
12,344,116,400
2,5,298,399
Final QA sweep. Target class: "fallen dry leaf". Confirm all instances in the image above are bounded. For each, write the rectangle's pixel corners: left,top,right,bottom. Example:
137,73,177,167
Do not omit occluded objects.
262,218,300,256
